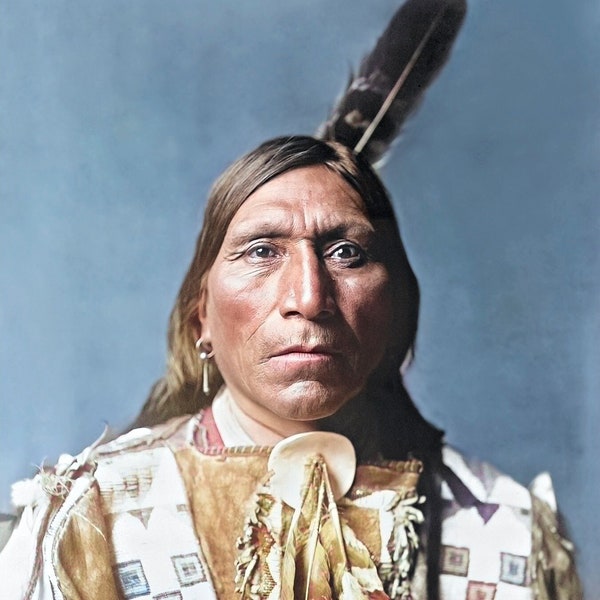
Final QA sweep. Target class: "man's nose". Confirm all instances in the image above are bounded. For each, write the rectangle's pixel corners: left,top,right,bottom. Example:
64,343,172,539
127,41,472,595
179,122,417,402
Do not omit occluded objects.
278,247,336,321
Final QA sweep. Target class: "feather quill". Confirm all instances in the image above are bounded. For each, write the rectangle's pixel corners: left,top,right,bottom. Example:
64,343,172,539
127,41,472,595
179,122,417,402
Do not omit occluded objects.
317,0,467,165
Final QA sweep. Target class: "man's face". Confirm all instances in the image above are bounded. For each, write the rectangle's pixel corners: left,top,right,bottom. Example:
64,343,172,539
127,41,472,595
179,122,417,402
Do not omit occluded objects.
198,165,394,433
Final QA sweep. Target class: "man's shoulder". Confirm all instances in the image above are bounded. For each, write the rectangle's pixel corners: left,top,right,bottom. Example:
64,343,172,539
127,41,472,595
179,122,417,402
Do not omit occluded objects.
5,413,197,518
95,412,197,457
441,445,534,510
441,444,559,511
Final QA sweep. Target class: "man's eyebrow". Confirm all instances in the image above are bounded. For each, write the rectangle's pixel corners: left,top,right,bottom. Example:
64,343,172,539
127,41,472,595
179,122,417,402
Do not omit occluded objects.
317,223,375,241
227,223,290,246
226,220,376,247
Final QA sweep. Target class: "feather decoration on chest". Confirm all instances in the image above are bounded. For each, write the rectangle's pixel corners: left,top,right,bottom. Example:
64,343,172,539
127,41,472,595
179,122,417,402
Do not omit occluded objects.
317,0,467,166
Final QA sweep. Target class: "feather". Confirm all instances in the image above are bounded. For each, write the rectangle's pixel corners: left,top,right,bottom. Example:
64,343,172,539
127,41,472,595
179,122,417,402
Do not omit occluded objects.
317,0,467,165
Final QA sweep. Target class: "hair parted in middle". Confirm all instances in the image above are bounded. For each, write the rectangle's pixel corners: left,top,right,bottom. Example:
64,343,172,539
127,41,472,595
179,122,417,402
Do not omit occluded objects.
134,135,420,432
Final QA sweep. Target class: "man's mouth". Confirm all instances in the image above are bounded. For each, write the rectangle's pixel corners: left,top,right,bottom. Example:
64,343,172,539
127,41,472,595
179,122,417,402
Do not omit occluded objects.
270,343,340,358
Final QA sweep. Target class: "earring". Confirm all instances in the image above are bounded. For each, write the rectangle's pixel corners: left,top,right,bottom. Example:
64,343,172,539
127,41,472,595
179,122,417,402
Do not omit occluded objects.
195,338,215,395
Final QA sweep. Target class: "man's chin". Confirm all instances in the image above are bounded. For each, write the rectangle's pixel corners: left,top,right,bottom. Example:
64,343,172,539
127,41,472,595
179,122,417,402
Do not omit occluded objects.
270,381,355,422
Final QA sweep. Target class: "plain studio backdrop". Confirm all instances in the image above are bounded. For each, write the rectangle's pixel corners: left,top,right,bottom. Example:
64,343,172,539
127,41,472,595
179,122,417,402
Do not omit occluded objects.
1,0,598,593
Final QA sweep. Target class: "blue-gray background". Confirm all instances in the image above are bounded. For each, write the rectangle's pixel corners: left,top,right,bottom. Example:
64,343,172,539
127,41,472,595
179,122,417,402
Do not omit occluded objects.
1,0,598,593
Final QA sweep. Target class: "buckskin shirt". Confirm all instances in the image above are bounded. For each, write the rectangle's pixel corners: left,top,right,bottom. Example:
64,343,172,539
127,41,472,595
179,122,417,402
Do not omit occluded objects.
0,400,581,600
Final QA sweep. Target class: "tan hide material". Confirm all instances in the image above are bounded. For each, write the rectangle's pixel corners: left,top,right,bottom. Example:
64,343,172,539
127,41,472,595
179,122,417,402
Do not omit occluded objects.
56,484,120,600
175,446,423,599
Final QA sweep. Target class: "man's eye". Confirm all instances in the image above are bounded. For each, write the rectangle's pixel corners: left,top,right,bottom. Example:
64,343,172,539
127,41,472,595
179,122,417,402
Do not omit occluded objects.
246,244,277,260
327,242,366,264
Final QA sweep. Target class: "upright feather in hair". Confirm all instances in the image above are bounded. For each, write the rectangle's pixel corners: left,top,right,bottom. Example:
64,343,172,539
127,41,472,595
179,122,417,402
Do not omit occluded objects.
317,0,467,165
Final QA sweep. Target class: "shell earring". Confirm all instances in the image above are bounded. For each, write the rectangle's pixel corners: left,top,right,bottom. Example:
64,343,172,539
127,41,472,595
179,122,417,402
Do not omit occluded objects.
195,338,215,395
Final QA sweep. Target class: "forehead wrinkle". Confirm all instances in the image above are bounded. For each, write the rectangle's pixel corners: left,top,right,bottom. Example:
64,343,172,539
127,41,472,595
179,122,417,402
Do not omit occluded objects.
228,199,374,240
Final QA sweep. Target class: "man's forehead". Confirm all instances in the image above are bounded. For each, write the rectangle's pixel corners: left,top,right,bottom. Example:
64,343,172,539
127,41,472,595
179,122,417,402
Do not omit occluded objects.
230,167,369,224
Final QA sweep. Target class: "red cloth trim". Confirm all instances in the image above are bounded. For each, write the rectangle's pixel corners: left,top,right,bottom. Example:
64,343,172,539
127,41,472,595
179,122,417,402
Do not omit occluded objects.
193,407,225,449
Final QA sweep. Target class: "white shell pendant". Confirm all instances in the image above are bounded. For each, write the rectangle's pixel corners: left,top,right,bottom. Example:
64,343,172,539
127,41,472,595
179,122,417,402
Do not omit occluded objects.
267,431,357,509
